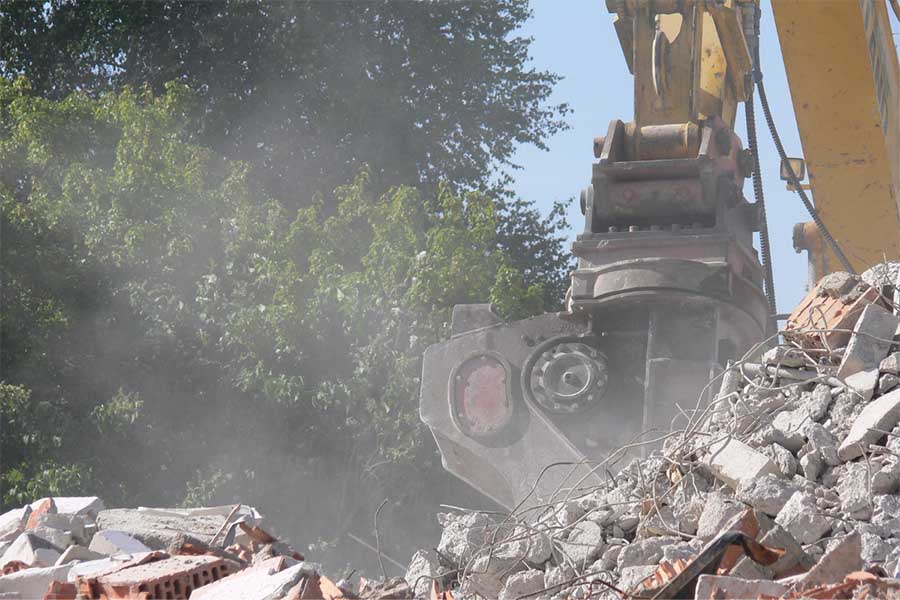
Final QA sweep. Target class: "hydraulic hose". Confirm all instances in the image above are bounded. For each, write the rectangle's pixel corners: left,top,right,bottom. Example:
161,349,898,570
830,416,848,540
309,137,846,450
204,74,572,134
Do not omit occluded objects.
744,87,778,322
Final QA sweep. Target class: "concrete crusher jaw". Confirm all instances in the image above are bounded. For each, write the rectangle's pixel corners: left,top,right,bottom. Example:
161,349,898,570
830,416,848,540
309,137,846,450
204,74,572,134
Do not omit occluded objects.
420,1,770,510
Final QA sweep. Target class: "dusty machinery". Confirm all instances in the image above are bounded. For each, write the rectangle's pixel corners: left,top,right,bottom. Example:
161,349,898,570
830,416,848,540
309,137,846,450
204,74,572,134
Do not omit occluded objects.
420,0,900,510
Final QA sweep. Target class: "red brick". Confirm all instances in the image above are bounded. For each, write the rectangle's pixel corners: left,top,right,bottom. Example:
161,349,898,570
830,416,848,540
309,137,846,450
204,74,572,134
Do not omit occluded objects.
78,554,235,600
25,498,56,531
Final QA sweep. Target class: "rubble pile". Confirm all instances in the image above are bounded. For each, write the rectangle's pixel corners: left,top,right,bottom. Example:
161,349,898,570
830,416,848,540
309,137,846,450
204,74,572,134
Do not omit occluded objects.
405,266,900,599
0,498,408,599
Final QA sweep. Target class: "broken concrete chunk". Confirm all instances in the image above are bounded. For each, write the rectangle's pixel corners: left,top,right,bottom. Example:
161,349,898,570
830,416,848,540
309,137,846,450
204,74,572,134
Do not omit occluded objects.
806,384,833,422
881,373,900,393
696,492,743,540
29,525,72,550
830,391,864,431
845,368,880,403
661,539,703,565
735,474,799,516
837,304,899,379
88,529,152,555
762,346,814,368
191,560,319,600
55,544,105,566
775,491,834,544
553,501,584,528
636,504,677,538
758,522,814,577
803,421,839,452
881,352,900,375
66,556,123,581
0,532,61,568
871,459,900,494
498,569,544,600
704,438,781,489
0,563,71,598
616,536,680,571
619,565,659,593
436,512,492,566
862,262,900,288
694,575,788,600
37,513,87,546
798,532,862,590
672,494,704,536
95,508,225,550
0,509,28,544
405,549,443,599
543,565,574,597
465,551,524,599
861,533,893,568
762,443,799,478
800,451,823,481
836,462,873,519
43,497,104,518
559,521,605,567
838,387,900,461
820,271,859,298
769,409,808,452
873,494,900,528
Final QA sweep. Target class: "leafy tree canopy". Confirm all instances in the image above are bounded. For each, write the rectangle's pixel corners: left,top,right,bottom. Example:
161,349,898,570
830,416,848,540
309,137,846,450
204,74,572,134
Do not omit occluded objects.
0,77,564,569
1,1,570,201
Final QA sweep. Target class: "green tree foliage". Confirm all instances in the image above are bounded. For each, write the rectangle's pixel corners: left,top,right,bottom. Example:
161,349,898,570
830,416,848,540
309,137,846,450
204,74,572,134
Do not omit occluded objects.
0,1,569,201
0,78,565,569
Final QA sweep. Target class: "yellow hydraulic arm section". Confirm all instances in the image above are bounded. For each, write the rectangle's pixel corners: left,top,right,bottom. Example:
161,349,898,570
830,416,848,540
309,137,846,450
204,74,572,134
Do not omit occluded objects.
773,0,900,280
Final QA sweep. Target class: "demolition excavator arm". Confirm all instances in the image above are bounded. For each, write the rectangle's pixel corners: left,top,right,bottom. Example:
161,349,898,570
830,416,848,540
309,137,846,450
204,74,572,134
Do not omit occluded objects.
773,0,900,280
419,0,900,509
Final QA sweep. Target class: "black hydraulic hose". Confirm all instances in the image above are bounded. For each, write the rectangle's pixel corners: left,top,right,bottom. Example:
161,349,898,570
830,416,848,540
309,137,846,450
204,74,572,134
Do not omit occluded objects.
744,86,778,322
751,44,857,275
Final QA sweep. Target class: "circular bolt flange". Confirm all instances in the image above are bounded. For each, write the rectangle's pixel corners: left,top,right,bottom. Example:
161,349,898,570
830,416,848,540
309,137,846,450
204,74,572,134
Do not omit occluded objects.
527,340,609,414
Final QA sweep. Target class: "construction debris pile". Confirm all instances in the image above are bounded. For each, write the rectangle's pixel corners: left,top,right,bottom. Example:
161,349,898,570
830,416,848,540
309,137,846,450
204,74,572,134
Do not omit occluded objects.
8,267,900,600
0,498,409,599
404,266,900,599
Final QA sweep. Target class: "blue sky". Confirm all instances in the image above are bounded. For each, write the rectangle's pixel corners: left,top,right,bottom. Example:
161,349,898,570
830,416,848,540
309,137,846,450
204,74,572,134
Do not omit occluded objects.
510,0,888,314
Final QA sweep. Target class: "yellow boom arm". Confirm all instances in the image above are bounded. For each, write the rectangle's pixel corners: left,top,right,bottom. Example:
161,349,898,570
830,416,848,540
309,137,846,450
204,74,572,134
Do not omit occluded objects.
774,0,900,279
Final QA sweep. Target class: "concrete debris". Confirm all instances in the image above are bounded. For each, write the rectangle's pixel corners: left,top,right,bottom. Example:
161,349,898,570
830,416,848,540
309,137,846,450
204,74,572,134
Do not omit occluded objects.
845,367,880,403
396,266,900,599
775,491,835,544
703,438,781,489
1,533,62,569
435,512,492,567
837,303,899,379
95,508,229,550
54,545,104,566
0,508,30,543
880,372,900,393
88,528,152,556
10,267,900,600
404,550,447,599
497,569,543,600
695,492,743,540
0,564,72,599
838,386,900,461
735,474,799,517
0,497,393,600
694,574,788,600
558,520,605,567
763,443,799,478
